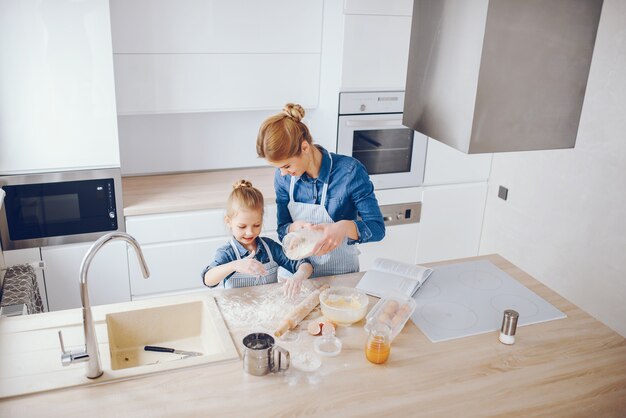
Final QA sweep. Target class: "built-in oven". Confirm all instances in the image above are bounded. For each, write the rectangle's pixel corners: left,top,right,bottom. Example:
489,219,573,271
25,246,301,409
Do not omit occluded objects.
0,168,124,250
337,91,427,190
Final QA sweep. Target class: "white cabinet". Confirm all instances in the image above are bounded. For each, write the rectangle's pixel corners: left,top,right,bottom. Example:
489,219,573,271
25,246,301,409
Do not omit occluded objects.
359,223,420,271
109,0,324,114
358,187,422,270
40,242,130,311
126,206,278,298
423,139,493,185
2,248,48,312
341,1,412,91
416,183,489,264
0,0,120,174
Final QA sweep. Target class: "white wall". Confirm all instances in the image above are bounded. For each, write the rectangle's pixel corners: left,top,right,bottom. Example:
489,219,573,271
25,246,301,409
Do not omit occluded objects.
480,0,626,337
118,0,344,176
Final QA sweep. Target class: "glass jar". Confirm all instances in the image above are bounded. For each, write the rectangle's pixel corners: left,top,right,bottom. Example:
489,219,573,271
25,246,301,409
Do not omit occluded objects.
365,322,391,364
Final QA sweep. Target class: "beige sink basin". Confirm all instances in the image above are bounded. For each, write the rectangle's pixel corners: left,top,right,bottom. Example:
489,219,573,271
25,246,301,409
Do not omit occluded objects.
0,293,239,399
107,301,215,370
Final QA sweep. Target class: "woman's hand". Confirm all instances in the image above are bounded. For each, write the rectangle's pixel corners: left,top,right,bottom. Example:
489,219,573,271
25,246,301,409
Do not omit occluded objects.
289,220,313,232
310,222,351,256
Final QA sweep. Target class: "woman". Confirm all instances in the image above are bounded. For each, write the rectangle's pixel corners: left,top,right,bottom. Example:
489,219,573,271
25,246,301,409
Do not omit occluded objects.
256,103,385,278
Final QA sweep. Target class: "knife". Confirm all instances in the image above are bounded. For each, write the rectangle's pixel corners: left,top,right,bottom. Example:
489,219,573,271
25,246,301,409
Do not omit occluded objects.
144,345,203,357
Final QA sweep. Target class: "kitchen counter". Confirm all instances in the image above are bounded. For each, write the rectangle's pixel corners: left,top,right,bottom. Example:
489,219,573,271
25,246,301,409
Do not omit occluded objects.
1,254,625,416
122,167,276,216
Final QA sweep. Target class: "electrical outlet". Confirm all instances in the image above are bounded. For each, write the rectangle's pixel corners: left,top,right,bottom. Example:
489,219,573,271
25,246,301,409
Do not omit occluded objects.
498,186,509,201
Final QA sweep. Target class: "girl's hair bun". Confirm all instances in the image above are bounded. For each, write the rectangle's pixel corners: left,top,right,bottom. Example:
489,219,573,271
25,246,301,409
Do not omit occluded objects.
282,103,305,122
232,179,253,190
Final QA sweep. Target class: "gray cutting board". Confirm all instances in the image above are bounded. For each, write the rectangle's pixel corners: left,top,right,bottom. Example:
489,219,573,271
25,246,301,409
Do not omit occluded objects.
410,260,566,343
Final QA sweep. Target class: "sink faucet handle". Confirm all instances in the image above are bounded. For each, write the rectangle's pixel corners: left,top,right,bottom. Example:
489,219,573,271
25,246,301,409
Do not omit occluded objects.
58,330,89,367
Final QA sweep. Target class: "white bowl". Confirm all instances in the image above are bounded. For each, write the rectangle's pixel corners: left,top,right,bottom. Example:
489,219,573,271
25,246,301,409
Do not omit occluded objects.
319,286,369,326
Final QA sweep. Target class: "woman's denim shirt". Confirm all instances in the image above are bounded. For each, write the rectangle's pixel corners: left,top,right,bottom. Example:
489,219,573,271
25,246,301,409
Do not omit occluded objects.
274,146,385,245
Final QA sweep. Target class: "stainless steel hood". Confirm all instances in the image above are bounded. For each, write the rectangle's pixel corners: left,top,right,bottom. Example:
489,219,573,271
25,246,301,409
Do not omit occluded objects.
403,0,603,153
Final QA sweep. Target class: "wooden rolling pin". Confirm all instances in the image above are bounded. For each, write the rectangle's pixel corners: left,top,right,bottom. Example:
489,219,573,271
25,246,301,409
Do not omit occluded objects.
274,285,329,337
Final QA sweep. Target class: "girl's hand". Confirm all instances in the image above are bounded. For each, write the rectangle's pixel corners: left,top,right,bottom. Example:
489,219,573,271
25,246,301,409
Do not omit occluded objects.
233,258,267,276
282,275,304,299
310,222,347,256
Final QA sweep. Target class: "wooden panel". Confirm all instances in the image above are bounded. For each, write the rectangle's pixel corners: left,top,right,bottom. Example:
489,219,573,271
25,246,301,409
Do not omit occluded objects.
114,53,320,114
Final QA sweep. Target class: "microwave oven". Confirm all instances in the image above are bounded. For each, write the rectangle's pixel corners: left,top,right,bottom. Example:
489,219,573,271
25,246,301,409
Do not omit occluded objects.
337,91,427,190
0,168,124,250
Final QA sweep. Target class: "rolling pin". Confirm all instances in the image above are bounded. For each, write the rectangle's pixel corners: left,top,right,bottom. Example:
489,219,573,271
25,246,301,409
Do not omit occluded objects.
274,285,329,337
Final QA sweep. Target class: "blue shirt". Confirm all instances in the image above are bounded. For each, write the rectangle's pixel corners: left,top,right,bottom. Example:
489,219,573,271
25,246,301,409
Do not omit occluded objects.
201,236,311,288
275,146,385,244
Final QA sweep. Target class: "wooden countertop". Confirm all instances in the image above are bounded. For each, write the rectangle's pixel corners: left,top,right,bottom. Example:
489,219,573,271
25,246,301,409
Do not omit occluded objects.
1,254,625,416
122,167,276,216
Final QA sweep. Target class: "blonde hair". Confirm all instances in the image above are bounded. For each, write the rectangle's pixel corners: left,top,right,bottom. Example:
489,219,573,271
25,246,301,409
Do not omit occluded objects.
227,180,265,218
256,103,313,161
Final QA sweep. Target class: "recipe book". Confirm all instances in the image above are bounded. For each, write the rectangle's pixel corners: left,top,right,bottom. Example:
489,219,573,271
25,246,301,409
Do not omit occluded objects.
355,258,433,298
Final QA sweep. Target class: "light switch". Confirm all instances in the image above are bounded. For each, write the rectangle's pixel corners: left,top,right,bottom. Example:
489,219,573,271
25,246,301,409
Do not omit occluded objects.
498,186,508,201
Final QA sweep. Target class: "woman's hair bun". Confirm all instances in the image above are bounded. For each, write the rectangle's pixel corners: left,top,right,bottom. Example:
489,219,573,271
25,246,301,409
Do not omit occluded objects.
282,103,305,122
232,179,253,190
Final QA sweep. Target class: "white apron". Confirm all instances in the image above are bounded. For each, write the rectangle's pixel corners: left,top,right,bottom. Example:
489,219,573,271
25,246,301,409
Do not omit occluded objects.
224,238,279,289
286,155,360,278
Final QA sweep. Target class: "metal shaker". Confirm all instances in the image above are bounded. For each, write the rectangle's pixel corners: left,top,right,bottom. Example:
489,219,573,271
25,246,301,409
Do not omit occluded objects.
242,333,290,376
499,309,519,345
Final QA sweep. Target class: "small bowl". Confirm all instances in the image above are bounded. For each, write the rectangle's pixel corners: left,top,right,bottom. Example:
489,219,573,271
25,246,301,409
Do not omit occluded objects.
364,294,417,342
319,286,369,326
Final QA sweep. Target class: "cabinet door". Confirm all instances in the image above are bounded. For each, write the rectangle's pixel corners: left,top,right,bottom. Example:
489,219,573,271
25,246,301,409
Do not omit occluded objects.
423,139,493,185
358,223,419,271
41,242,130,311
114,54,320,114
341,14,412,91
128,237,224,297
416,183,488,263
2,248,48,312
110,0,323,53
0,0,119,174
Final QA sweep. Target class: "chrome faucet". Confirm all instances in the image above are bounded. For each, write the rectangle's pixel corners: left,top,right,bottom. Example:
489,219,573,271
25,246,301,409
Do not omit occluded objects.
58,232,150,379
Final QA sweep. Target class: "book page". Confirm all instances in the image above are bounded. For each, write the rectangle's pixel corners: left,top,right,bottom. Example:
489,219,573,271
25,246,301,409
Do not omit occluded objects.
372,258,432,283
355,269,420,298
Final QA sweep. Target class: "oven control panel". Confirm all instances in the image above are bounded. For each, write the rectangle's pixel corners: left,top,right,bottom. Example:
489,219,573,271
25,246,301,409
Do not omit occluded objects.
379,202,421,227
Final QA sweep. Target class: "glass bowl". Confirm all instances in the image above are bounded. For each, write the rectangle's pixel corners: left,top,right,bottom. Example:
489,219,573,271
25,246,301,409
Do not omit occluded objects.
364,294,417,342
319,286,369,326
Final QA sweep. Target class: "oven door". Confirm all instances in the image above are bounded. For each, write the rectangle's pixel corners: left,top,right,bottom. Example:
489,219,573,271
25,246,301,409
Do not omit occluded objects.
0,169,124,250
337,113,427,190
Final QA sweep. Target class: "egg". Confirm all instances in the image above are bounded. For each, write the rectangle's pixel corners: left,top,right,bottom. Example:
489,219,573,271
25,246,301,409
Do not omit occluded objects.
397,303,414,316
377,312,391,325
383,300,399,315
391,313,405,327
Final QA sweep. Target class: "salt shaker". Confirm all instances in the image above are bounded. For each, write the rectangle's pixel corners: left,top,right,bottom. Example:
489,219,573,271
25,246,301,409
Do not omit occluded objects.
499,309,519,345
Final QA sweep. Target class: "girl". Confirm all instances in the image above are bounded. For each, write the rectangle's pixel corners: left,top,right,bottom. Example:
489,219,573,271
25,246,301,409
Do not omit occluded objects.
256,103,385,277
202,180,313,297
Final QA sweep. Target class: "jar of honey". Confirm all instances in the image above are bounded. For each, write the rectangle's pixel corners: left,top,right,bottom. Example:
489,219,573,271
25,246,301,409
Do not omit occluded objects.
365,323,391,364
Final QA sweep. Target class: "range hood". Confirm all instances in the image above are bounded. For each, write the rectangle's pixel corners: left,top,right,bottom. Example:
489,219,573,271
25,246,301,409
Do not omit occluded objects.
403,0,604,154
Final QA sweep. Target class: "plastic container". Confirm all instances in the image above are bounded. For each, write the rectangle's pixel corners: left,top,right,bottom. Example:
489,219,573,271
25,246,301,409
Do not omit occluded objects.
283,229,324,260
364,294,417,342
319,286,369,326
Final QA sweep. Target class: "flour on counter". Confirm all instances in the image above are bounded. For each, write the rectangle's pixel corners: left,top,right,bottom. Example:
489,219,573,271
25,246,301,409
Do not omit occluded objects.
215,284,321,335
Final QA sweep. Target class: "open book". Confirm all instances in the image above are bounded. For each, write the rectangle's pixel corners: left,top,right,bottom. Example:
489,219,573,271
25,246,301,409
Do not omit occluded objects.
356,258,433,298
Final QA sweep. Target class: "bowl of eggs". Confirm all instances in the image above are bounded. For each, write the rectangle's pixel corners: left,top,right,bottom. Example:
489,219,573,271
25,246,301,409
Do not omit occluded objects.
319,286,369,326
364,295,417,342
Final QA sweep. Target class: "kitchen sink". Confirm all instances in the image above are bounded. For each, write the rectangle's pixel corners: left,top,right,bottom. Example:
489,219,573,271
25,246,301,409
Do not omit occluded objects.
107,301,211,370
0,293,239,398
